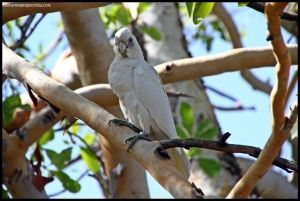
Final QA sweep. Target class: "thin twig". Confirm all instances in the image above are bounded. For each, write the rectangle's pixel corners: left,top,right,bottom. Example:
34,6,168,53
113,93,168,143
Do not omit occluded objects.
246,2,298,22
204,84,239,102
166,91,195,98
157,136,297,173
213,105,255,111
36,30,65,62
10,14,46,50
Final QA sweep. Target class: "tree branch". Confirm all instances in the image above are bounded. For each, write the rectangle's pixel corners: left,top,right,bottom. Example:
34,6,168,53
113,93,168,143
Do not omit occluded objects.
2,129,48,198
213,105,255,111
2,44,201,198
246,2,298,22
2,2,110,24
155,45,297,84
213,3,272,95
156,136,297,173
36,30,64,63
227,3,293,198
10,14,46,50
6,43,298,132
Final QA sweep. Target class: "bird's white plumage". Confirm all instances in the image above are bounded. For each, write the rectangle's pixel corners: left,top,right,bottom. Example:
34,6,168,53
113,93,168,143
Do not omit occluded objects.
108,28,190,178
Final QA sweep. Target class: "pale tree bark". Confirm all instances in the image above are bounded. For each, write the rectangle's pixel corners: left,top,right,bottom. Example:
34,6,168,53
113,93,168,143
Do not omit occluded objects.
2,129,48,198
3,43,199,198
61,8,149,198
138,2,241,197
237,157,297,198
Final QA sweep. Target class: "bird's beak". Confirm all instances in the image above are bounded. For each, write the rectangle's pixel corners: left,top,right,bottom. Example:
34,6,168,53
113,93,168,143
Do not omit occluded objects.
118,41,127,54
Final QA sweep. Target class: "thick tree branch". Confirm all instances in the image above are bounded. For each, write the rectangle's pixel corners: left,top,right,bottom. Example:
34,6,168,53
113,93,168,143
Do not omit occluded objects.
213,3,272,95
2,129,48,198
227,3,293,198
2,44,200,198
156,45,297,84
156,137,297,172
5,45,298,132
2,2,110,24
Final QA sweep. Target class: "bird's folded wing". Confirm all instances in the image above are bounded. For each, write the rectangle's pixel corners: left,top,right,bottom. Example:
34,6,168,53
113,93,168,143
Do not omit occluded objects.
133,61,177,139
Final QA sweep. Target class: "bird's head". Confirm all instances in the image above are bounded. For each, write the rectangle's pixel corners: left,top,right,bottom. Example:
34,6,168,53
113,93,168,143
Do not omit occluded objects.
114,27,143,59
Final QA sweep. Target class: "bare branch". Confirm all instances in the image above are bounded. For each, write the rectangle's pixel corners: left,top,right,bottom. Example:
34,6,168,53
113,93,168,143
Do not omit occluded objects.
213,105,255,111
36,30,65,63
246,2,298,22
2,2,110,24
10,14,46,50
227,3,293,198
157,136,297,172
155,45,297,84
213,3,272,95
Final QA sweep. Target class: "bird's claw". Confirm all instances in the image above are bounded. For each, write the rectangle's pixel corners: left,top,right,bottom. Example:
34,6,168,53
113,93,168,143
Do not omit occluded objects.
109,119,142,133
126,132,152,152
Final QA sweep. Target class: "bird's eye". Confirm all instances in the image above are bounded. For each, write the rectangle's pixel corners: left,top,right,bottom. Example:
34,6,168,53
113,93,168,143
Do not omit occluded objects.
128,37,134,47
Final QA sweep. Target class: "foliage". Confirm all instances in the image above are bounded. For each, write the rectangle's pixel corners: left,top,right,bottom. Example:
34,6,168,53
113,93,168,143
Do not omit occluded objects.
54,171,81,193
177,101,220,177
238,2,249,7
186,2,215,25
100,3,161,41
2,94,31,125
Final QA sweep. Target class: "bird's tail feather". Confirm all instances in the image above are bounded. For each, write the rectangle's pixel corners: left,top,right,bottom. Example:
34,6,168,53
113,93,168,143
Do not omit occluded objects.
167,148,190,179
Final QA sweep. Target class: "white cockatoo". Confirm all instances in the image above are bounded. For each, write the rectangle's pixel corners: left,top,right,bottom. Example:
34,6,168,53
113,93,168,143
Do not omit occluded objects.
108,27,190,179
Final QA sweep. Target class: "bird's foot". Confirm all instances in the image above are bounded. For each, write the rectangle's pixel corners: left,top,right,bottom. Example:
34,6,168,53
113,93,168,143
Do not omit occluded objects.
109,118,142,133
126,131,152,152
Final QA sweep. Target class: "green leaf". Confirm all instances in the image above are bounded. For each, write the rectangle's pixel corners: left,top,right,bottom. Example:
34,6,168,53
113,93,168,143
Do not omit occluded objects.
71,122,79,134
198,158,221,177
186,2,194,17
238,2,249,7
54,171,81,193
83,133,95,145
192,3,215,24
137,2,150,14
38,129,55,145
187,148,202,158
115,5,132,25
140,25,161,41
211,20,226,40
195,118,211,138
179,102,194,134
176,125,188,139
2,95,31,125
80,147,100,173
199,127,218,140
45,147,72,170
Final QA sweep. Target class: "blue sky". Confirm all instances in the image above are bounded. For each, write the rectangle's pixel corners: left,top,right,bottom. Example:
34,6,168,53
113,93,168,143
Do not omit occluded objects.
3,3,297,198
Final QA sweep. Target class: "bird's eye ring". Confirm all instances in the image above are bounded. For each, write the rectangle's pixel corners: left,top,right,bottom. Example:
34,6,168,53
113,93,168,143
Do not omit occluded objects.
129,37,133,43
